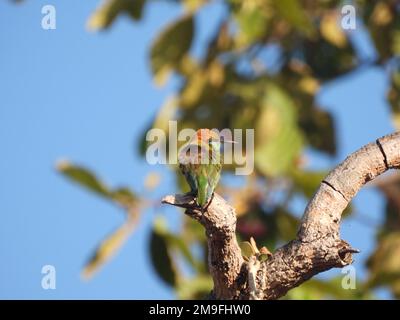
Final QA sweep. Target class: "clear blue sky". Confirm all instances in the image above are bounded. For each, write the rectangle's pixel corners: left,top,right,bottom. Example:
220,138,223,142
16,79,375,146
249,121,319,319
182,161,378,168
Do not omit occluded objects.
0,1,395,299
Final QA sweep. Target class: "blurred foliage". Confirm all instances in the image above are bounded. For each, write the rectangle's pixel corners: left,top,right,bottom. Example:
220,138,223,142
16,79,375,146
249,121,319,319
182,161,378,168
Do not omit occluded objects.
52,0,400,299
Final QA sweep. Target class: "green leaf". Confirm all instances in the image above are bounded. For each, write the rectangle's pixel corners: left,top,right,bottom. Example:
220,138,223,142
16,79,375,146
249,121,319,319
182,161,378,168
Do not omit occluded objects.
153,216,204,272
299,107,336,155
275,208,300,241
240,241,255,259
57,160,137,208
82,221,136,279
292,169,327,198
258,253,269,262
87,0,146,31
286,278,372,300
57,160,110,197
367,232,400,293
387,68,400,130
111,187,137,208
233,5,269,47
273,0,315,37
149,219,177,286
254,84,303,177
150,14,194,85
177,275,213,299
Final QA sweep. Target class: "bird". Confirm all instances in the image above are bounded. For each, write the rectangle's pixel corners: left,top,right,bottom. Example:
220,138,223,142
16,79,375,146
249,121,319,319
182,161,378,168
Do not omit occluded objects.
178,129,235,208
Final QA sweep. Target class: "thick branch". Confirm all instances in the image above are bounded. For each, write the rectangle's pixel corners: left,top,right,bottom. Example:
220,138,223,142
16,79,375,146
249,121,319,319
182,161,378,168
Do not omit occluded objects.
163,132,400,300
162,193,244,299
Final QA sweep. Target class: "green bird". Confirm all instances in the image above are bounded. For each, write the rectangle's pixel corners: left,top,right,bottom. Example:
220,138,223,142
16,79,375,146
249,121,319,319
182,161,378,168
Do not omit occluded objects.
178,129,235,208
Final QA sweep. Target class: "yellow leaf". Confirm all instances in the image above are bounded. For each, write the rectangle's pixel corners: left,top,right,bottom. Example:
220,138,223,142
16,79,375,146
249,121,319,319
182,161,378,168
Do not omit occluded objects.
208,60,225,87
298,76,320,95
250,236,259,254
240,241,255,259
371,2,393,27
321,12,347,48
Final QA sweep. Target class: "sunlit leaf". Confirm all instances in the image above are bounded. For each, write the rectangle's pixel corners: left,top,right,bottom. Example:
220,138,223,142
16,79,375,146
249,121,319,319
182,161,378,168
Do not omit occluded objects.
240,241,255,259
320,12,347,48
82,220,136,279
254,84,303,177
87,0,146,31
233,2,270,47
183,0,207,12
177,275,213,299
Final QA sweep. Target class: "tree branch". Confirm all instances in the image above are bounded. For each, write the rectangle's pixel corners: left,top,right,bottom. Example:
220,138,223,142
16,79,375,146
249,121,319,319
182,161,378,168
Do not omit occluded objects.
162,132,400,300
162,193,245,299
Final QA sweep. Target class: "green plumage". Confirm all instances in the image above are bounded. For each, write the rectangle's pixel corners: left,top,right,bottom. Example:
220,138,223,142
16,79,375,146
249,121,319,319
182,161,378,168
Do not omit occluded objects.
179,133,222,207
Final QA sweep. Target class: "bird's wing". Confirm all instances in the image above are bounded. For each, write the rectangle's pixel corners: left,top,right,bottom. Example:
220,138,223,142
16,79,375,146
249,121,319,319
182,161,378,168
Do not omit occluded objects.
196,162,221,207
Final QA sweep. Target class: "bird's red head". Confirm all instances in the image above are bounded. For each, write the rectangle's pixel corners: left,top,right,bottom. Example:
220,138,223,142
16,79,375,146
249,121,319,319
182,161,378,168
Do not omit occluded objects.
193,129,220,143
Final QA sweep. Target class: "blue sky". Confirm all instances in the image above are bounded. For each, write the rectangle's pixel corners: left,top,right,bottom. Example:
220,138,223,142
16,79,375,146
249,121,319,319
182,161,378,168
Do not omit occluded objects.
0,1,395,299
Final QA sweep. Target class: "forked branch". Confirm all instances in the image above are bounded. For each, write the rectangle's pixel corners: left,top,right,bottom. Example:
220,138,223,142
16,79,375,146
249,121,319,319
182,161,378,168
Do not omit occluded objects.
162,132,400,300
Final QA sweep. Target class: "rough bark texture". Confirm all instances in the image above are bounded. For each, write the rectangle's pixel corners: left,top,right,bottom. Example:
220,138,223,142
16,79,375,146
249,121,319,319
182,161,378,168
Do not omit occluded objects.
162,132,400,300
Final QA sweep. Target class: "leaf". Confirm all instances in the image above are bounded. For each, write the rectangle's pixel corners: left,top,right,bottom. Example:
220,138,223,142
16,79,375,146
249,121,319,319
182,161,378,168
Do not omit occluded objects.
273,0,315,37
183,0,207,12
57,160,110,197
233,4,270,47
154,216,203,273
258,253,269,262
275,208,300,241
176,275,213,299
87,0,146,31
254,84,304,177
180,71,208,108
82,220,136,279
111,187,137,208
298,106,336,155
259,246,272,262
249,236,259,254
367,232,400,292
387,67,400,130
292,169,327,198
285,278,372,300
320,12,347,48
240,241,255,259
150,14,194,85
149,219,177,286
57,160,137,208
